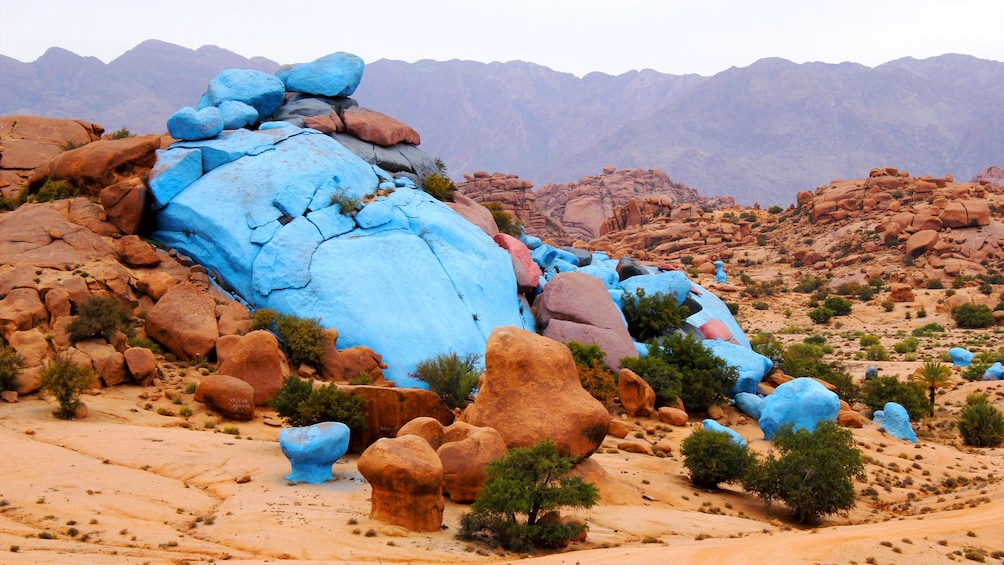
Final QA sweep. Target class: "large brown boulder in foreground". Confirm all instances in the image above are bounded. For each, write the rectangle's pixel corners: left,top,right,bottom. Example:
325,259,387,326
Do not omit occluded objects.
145,282,219,362
357,434,444,532
216,330,288,406
460,326,610,459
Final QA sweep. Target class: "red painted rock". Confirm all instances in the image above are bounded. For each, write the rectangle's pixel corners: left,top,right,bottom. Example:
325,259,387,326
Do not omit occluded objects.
99,178,148,235
145,282,219,362
124,346,158,386
340,385,454,452
194,374,256,421
460,326,609,459
342,107,420,146
357,435,444,532
216,330,287,406
535,272,637,372
436,426,507,503
493,233,541,289
618,368,655,417
118,235,161,267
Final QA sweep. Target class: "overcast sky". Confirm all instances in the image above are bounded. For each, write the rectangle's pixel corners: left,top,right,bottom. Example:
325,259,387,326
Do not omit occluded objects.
1,0,1002,77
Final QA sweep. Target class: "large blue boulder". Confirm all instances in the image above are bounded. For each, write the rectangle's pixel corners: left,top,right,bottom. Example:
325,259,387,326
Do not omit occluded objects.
279,421,351,483
618,271,692,306
684,281,750,348
151,126,525,387
702,339,773,394
218,100,259,130
167,107,223,141
279,52,365,97
949,347,974,368
200,69,285,119
758,377,840,440
876,402,917,444
702,419,747,446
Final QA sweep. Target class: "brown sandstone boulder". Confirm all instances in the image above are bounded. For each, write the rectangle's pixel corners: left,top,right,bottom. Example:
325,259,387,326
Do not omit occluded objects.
26,135,161,197
44,288,71,322
0,266,38,296
216,301,252,336
99,178,148,235
436,426,507,503
460,326,610,459
302,112,344,134
341,107,420,146
0,288,48,340
446,192,498,237
340,385,454,452
357,435,444,532
617,440,654,456
217,330,287,406
214,334,243,366
124,347,158,386
837,410,865,428
118,235,161,268
8,328,51,368
657,406,689,426
145,282,219,362
905,230,939,257
618,368,655,417
397,416,446,450
536,272,637,372
194,374,256,421
607,419,631,438
318,329,388,384
0,200,118,269
889,283,915,303
75,339,127,386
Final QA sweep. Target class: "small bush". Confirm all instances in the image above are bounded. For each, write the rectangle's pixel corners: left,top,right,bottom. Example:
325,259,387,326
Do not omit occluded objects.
957,394,1004,448
39,356,98,419
962,363,990,382
808,307,834,324
330,189,361,214
925,278,945,290
865,344,890,361
481,202,522,237
859,334,880,347
566,341,616,402
620,288,689,343
743,421,864,523
422,172,457,202
459,439,598,552
251,309,326,369
862,376,931,421
411,352,481,410
0,345,24,392
952,304,994,329
30,177,79,203
269,377,367,431
893,337,919,354
912,323,945,337
823,296,852,316
108,128,133,140
67,296,134,342
681,429,751,488
794,277,824,294
882,300,895,312
623,333,737,412
752,301,768,311
726,302,740,315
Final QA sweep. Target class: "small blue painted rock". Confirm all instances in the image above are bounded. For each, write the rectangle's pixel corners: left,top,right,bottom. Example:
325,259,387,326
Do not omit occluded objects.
878,402,917,444
279,421,351,484
702,419,747,446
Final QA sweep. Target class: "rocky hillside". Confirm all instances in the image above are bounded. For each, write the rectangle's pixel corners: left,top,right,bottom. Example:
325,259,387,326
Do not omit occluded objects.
4,41,1002,205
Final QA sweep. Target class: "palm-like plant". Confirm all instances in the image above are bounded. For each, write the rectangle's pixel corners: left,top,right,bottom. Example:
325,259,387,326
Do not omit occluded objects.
910,359,953,417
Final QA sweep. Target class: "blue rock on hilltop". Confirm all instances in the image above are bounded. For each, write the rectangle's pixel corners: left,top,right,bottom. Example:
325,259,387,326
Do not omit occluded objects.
278,52,365,98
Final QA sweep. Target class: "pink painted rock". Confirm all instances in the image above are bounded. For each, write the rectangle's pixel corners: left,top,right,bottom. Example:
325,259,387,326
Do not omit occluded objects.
124,346,158,386
446,192,498,237
194,374,256,421
535,272,637,372
436,426,508,503
118,235,161,267
493,233,541,289
618,368,655,417
341,107,420,146
99,178,148,235
905,230,939,257
460,326,609,459
216,330,287,406
144,282,219,362
357,435,444,532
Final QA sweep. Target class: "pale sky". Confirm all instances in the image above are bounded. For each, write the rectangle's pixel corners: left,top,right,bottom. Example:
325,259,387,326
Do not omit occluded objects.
1,0,1002,77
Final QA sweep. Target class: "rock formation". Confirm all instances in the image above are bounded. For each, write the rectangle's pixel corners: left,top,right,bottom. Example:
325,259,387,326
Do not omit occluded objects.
357,434,445,532
279,421,351,483
456,171,566,243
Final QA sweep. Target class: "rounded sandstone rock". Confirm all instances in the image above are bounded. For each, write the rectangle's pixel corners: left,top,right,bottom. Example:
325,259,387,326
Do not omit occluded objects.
357,435,444,532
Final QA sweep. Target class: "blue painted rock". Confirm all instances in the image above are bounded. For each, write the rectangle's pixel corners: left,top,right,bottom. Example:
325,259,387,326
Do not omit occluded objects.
734,392,764,420
878,402,917,443
167,107,223,141
983,361,1004,380
702,419,746,446
280,421,351,484
758,377,840,440
702,339,773,395
151,126,525,386
218,100,259,130
201,69,285,119
949,347,974,368
279,52,365,97
714,260,727,283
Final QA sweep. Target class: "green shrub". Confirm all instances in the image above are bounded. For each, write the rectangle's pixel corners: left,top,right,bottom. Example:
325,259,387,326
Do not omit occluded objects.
0,193,22,211
29,177,79,203
39,356,98,419
912,323,945,337
269,377,367,431
459,439,598,552
957,394,1004,447
752,301,768,311
482,202,523,237
823,296,852,316
0,345,24,392
768,205,784,214
925,278,945,290
422,172,457,202
623,333,737,412
330,189,361,214
952,304,994,329
566,342,616,402
782,344,858,402
620,288,689,343
726,302,740,315
66,296,134,342
882,300,895,312
251,309,326,368
411,352,481,410
681,429,751,488
893,337,919,354
859,334,880,347
865,344,890,361
807,307,834,324
108,128,133,139
743,421,864,523
750,333,785,368
793,277,824,294
861,376,931,420
962,363,990,382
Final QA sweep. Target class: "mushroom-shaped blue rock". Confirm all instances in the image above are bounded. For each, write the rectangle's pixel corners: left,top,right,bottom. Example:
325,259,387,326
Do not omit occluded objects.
714,260,727,283
702,339,773,395
279,52,365,97
877,402,917,444
167,107,223,141
279,421,351,483
758,377,840,440
983,361,1004,380
734,392,764,420
949,347,974,368
702,419,746,446
201,69,285,119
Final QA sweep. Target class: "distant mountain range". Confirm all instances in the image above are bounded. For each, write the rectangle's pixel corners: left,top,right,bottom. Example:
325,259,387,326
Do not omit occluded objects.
2,40,1001,205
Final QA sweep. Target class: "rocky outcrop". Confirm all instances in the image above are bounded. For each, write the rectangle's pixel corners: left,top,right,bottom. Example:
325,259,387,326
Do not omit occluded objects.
357,434,445,532
215,330,288,406
456,171,566,243
339,385,454,452
618,369,656,418
460,326,610,459
436,424,507,503
0,116,104,200
536,167,733,242
145,282,220,363
970,165,1004,189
